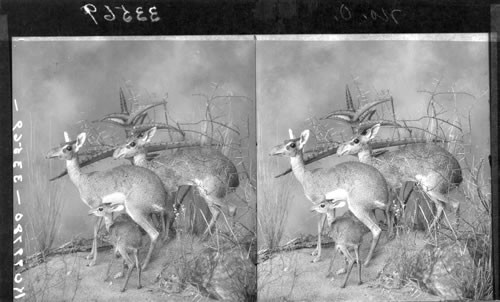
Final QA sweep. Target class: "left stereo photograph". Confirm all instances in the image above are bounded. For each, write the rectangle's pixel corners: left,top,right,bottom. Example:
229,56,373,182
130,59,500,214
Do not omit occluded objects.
12,36,257,301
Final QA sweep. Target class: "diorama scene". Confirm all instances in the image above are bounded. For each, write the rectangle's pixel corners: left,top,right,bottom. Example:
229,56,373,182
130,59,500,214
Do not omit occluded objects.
13,37,257,301
256,35,492,301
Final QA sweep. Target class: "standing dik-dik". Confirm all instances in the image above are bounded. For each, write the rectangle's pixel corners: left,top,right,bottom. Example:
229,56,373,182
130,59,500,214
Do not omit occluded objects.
270,129,391,265
46,132,173,269
337,124,463,230
113,127,239,237
89,204,142,292
311,201,370,288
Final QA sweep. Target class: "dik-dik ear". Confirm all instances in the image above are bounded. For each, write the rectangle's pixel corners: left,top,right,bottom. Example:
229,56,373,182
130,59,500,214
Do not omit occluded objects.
364,124,381,141
75,133,87,152
143,127,157,142
110,204,125,212
298,129,310,149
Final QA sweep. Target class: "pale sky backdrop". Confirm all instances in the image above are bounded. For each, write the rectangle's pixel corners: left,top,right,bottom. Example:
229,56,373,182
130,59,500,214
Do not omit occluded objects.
12,37,256,248
12,34,491,250
257,34,490,239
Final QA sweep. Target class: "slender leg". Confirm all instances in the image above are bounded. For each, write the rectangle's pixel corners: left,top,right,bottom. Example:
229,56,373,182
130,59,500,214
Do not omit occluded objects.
338,246,354,288
349,206,380,267
104,249,116,282
354,245,362,285
312,214,326,263
87,216,102,266
117,246,134,292
385,201,394,240
126,207,159,271
133,249,142,289
326,246,338,279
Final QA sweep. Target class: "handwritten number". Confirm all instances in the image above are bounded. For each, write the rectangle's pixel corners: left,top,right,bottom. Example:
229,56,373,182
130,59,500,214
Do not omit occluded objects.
136,7,147,21
391,9,402,24
12,121,22,131
339,4,351,21
13,175,22,183
150,6,160,22
104,5,116,21
82,4,98,25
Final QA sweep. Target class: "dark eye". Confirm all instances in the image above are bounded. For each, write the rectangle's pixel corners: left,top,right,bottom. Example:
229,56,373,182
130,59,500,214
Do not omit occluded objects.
129,142,136,147
66,145,72,151
98,207,103,211
320,204,325,208
353,139,359,144
289,142,296,148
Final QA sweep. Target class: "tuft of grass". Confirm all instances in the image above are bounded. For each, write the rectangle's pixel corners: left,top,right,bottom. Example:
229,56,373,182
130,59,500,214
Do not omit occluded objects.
23,116,65,256
257,159,292,251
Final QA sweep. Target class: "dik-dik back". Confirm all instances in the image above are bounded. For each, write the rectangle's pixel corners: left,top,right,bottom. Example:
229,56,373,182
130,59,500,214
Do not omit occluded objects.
373,143,462,193
105,214,143,251
156,147,240,195
329,214,369,246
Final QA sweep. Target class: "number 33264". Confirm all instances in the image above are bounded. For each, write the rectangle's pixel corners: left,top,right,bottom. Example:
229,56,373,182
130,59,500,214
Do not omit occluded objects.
82,4,160,25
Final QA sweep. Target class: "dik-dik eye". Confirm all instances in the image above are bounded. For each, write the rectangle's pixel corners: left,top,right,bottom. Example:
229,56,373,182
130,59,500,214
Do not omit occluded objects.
320,204,325,208
289,142,296,148
66,145,73,151
353,138,359,144
129,142,136,147
98,207,104,212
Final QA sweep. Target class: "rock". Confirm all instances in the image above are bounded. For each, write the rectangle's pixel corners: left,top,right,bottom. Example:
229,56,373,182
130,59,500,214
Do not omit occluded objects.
413,241,474,300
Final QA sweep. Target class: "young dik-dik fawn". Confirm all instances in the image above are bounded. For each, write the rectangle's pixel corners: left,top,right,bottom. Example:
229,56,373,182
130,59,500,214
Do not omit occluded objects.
113,127,239,237
337,124,463,230
270,129,391,265
311,201,370,288
89,204,142,292
46,132,173,269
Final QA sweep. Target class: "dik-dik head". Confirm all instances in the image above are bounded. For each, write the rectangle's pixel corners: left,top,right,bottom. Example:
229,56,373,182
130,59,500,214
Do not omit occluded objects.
337,124,381,156
46,132,87,160
309,200,347,214
269,129,310,157
113,127,157,159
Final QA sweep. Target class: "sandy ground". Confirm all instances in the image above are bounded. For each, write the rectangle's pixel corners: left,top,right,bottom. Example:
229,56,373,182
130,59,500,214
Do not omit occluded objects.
20,240,208,302
257,231,442,302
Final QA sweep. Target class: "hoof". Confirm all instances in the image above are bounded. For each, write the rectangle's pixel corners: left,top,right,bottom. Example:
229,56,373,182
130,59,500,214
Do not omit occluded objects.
311,256,321,263
358,281,363,285
87,260,96,267
120,288,126,293
137,285,142,290
311,249,319,257
340,284,346,289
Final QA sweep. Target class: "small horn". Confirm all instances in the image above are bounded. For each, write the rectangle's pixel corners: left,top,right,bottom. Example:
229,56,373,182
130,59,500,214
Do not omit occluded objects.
64,131,71,142
288,129,294,139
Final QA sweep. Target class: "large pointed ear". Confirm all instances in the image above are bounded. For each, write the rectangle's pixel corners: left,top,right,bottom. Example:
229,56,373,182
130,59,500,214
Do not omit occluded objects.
288,129,295,139
298,130,310,149
365,124,381,140
143,127,157,143
75,133,87,152
110,204,125,212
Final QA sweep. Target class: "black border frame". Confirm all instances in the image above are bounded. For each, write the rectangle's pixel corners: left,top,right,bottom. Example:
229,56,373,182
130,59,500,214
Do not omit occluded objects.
1,0,497,300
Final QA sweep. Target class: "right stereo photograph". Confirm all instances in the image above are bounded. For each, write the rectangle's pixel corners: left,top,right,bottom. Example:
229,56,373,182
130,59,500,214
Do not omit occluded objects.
256,34,492,301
